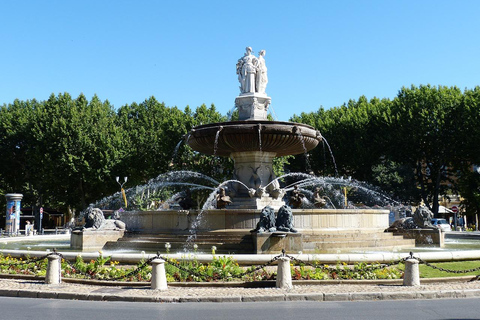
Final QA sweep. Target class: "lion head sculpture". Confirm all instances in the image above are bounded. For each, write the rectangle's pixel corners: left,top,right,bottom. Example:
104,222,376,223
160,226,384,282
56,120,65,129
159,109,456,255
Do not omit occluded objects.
252,206,276,233
276,205,297,233
84,207,105,229
413,205,436,229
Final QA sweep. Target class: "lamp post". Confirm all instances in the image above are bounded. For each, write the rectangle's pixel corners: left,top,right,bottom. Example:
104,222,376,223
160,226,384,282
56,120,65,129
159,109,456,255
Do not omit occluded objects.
116,176,128,208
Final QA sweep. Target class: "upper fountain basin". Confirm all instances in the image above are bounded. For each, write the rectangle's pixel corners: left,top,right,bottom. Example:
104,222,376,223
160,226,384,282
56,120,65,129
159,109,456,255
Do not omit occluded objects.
187,120,322,157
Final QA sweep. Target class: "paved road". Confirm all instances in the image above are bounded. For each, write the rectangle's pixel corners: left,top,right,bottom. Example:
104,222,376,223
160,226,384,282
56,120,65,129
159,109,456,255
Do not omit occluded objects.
2,297,479,320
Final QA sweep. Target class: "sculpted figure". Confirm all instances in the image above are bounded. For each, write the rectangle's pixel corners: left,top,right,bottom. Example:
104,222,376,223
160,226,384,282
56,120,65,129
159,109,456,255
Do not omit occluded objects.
289,185,305,209
84,207,105,229
385,204,437,232
385,217,417,232
83,206,126,231
252,206,276,233
216,187,232,209
255,50,268,94
276,205,297,233
313,187,327,208
413,205,436,229
175,188,194,210
236,47,257,94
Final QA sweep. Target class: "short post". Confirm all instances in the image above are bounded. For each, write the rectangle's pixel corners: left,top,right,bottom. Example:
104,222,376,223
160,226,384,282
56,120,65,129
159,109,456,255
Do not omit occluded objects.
403,258,420,286
276,256,293,289
151,258,168,290
45,254,61,285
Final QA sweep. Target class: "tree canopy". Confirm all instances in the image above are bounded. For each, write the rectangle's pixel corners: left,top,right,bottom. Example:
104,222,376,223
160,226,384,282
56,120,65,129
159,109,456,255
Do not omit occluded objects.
1,85,479,221
291,85,480,217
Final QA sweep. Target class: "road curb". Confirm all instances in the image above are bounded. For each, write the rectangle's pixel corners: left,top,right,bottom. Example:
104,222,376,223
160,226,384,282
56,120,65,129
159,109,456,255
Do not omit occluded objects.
1,287,480,303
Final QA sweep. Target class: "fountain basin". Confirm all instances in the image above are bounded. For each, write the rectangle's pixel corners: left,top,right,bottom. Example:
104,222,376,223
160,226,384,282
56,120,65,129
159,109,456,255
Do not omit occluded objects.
187,120,322,157
120,208,390,233
187,120,322,205
108,208,416,254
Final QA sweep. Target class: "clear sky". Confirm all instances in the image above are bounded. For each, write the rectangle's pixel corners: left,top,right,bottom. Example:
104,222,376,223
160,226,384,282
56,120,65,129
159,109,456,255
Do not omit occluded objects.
1,0,479,121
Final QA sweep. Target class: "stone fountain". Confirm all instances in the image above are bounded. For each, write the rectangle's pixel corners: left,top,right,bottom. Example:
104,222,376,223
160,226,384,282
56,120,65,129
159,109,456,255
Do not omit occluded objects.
187,47,321,210
97,47,417,254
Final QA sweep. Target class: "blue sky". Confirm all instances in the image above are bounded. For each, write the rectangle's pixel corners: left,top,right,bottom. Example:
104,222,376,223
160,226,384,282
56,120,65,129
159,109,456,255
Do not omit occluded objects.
1,0,479,121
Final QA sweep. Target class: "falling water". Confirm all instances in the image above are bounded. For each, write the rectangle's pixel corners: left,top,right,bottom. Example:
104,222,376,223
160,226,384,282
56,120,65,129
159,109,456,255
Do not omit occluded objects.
321,137,339,177
213,126,223,156
257,124,262,151
185,179,253,247
92,171,221,211
226,105,237,121
294,127,312,173
170,139,184,166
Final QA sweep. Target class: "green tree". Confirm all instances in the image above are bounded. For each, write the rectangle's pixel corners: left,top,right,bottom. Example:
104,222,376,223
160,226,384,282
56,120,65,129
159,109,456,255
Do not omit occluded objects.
0,99,41,210
388,85,464,216
116,97,193,186
33,93,124,210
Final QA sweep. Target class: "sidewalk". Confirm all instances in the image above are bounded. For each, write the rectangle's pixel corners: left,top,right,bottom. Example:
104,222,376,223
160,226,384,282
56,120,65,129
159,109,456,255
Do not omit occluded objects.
1,276,480,303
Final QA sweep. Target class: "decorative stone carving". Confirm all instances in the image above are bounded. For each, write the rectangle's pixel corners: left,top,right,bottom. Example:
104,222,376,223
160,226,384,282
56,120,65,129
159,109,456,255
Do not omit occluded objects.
313,187,327,208
236,47,268,95
235,95,271,120
236,47,257,94
175,188,194,210
83,206,126,231
413,205,437,229
385,205,437,231
276,205,297,233
235,47,271,121
216,187,232,209
256,50,268,94
252,206,276,233
289,185,305,209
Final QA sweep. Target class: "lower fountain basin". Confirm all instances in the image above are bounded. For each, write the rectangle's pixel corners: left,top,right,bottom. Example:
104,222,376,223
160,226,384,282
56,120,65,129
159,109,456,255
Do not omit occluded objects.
109,208,416,254
120,208,390,232
187,120,322,157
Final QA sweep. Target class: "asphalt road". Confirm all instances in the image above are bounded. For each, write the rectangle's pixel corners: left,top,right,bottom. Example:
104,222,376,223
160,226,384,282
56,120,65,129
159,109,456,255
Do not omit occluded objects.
2,297,479,320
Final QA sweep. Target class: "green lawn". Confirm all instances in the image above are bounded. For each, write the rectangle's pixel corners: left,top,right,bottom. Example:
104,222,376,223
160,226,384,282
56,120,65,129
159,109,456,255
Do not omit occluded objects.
415,260,480,278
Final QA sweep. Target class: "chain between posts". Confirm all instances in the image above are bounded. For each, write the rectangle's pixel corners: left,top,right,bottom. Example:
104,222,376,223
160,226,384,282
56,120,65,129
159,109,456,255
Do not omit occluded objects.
2,249,480,282
406,252,480,276
56,251,160,281
284,252,406,272
159,253,282,281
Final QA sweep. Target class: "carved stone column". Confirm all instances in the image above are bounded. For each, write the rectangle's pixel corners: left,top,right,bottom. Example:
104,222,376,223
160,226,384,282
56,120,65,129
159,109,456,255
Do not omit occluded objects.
235,93,271,120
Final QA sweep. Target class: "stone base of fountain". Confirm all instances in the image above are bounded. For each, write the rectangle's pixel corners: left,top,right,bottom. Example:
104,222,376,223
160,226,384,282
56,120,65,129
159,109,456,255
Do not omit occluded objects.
392,229,445,247
253,232,302,254
71,229,125,251
101,208,416,254
235,93,271,121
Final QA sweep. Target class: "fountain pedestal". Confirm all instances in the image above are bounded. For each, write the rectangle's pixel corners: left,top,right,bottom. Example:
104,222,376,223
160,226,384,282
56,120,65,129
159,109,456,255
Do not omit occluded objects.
235,93,271,121
393,229,445,247
253,232,302,254
71,229,125,251
229,151,285,209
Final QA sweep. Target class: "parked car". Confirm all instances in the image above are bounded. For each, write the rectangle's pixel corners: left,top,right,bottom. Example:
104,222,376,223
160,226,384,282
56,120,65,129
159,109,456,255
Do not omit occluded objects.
431,218,452,232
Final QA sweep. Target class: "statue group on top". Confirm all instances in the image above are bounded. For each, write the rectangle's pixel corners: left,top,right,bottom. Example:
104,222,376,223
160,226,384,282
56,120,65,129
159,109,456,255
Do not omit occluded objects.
236,47,268,94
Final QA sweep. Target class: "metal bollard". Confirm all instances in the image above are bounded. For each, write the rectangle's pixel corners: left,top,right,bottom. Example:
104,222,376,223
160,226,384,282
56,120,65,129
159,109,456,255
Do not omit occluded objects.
403,258,420,286
276,256,293,289
151,258,168,290
45,254,61,285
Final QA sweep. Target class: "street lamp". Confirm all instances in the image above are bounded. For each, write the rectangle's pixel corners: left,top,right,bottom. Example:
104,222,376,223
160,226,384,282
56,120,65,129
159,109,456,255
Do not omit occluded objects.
116,176,128,188
116,176,128,208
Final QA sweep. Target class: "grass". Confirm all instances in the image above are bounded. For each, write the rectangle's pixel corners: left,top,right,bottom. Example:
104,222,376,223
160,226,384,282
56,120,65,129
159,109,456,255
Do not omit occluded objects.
394,260,480,278
417,260,480,278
